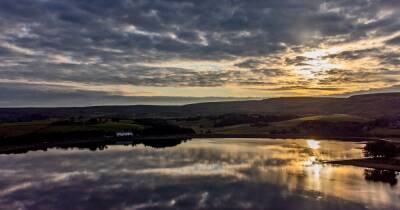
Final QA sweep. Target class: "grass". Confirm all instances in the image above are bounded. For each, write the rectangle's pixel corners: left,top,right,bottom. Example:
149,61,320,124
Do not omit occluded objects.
0,121,144,138
269,114,370,129
174,114,373,135
173,118,216,134
0,121,52,138
36,122,145,135
279,114,370,124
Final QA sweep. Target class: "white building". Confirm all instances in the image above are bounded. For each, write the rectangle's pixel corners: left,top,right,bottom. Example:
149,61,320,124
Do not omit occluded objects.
116,131,134,137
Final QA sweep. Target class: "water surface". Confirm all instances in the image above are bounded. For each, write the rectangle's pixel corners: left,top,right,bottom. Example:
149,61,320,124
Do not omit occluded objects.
0,138,399,210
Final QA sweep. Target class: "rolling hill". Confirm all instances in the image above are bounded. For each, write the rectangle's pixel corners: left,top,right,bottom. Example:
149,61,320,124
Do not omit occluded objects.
1,93,400,122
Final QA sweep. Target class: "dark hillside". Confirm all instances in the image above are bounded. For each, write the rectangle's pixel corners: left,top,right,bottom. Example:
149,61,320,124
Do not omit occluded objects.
1,93,400,122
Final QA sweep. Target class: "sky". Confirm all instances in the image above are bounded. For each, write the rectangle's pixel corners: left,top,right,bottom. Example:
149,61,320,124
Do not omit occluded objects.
0,0,400,106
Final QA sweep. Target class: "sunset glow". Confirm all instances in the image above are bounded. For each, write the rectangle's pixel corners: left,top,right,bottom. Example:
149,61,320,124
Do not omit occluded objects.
0,0,399,106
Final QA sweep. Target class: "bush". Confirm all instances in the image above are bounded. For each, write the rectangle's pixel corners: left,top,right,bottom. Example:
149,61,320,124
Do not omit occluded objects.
364,141,400,158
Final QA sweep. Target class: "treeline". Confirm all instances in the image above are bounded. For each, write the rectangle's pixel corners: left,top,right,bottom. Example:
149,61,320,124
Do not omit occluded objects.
0,117,195,146
50,117,195,136
364,141,400,158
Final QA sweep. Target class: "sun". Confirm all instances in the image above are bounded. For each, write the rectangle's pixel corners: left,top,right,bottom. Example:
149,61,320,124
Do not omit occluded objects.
296,48,341,77
307,140,321,150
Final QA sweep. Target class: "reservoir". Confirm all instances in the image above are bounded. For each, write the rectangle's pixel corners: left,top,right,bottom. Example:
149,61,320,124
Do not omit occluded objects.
0,138,399,210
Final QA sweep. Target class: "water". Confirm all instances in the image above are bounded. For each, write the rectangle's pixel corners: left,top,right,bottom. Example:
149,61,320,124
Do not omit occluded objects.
0,138,399,210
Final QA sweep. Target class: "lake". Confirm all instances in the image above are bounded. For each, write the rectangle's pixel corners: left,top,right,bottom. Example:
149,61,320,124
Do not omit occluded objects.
0,138,399,210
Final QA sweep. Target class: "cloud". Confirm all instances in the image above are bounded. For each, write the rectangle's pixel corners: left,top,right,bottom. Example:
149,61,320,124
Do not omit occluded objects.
0,138,385,210
386,36,400,45
285,56,312,66
317,68,400,85
248,86,344,92
1,0,396,62
323,48,381,60
252,68,289,77
0,0,399,104
234,59,265,69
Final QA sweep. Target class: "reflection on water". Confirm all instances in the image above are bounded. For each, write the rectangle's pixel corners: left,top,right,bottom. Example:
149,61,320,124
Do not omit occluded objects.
0,139,186,154
307,139,320,149
364,169,399,186
0,138,399,210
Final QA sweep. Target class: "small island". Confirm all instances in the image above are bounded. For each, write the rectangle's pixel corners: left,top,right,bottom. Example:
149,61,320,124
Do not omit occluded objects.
328,140,400,171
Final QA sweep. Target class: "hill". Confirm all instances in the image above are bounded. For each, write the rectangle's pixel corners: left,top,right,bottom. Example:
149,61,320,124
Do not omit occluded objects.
1,92,400,122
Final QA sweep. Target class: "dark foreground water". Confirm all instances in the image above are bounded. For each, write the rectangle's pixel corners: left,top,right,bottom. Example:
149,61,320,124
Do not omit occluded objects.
0,138,399,210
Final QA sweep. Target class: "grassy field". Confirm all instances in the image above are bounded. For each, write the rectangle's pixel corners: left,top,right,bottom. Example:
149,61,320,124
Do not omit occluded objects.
0,121,145,139
175,114,374,135
0,120,52,138
173,118,216,134
268,114,370,129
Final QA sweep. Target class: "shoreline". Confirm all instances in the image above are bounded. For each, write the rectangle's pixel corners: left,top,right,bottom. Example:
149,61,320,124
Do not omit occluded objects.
326,158,400,171
0,135,191,154
0,134,396,153
192,133,393,142
2,135,400,172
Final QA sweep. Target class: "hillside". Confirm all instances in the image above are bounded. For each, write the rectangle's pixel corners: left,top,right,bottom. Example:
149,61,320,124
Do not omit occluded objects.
1,93,400,122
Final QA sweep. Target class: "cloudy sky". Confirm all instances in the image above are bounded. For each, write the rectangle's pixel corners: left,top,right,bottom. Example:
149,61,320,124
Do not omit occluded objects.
1,0,400,106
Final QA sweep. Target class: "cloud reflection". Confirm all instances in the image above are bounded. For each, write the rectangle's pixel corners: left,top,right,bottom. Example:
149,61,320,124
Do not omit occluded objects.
0,139,398,210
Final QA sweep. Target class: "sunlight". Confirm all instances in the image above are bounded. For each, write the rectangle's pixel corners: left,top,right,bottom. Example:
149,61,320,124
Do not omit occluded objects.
303,50,327,59
137,59,234,72
307,140,321,150
296,48,341,77
311,163,323,177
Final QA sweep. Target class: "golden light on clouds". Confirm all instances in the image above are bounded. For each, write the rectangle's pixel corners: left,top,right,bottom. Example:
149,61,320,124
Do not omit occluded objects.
127,29,400,98
296,48,341,77
1,0,400,105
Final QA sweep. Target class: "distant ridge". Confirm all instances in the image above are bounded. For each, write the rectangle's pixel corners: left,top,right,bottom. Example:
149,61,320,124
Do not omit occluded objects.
1,92,400,122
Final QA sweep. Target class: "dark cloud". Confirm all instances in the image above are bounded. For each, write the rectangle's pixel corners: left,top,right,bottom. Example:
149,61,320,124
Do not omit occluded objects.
317,68,400,85
0,0,399,105
285,56,311,66
323,48,400,67
1,0,397,63
233,60,289,77
252,68,288,77
386,36,400,45
234,59,265,69
0,63,257,87
323,48,381,60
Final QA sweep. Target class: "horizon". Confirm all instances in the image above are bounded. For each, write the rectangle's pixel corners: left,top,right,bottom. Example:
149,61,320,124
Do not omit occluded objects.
0,0,399,106
1,91,400,108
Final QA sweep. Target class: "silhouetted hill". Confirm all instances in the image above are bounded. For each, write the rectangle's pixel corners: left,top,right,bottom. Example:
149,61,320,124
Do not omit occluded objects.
180,93,400,117
1,93,400,122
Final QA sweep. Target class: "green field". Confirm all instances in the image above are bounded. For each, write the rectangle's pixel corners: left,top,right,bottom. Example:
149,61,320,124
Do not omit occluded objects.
0,121,145,139
175,114,375,136
269,114,370,129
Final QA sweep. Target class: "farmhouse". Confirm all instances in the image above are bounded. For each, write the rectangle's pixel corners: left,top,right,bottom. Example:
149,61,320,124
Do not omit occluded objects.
116,131,134,137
